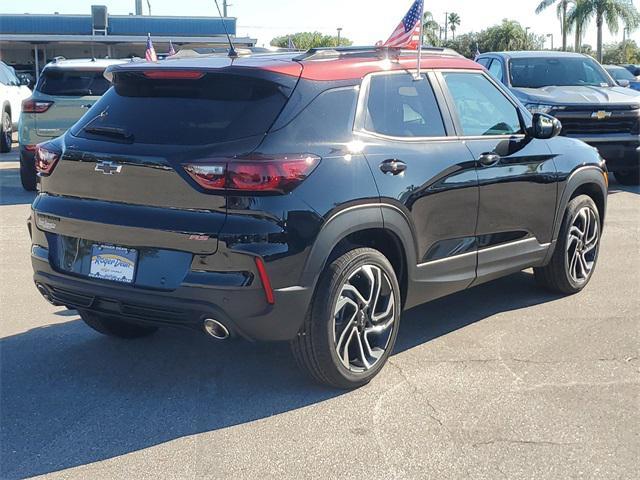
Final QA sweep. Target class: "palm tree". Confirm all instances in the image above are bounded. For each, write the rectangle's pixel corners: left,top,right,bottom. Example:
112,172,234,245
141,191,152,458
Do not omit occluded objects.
568,0,640,62
536,0,571,50
448,13,461,40
566,0,585,52
422,11,440,45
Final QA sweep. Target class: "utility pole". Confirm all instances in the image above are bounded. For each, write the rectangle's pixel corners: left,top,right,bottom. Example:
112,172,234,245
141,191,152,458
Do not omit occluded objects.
223,0,229,17
525,27,530,50
336,27,342,46
546,33,554,50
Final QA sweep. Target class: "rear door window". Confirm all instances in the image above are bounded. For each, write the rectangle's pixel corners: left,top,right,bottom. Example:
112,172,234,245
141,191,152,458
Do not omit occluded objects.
37,69,111,96
364,73,446,137
443,72,522,136
71,72,292,145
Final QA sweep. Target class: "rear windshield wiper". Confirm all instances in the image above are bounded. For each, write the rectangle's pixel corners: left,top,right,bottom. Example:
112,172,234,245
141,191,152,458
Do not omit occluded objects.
83,126,134,141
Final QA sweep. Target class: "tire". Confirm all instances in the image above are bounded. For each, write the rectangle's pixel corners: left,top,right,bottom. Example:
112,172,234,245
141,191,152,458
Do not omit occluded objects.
79,310,158,339
0,109,11,153
291,247,401,389
614,170,640,186
534,195,601,294
20,152,37,191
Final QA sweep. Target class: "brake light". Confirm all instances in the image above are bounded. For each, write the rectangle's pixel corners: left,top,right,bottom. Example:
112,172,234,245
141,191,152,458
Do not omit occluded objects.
22,99,54,113
183,154,320,194
143,70,205,80
35,145,60,175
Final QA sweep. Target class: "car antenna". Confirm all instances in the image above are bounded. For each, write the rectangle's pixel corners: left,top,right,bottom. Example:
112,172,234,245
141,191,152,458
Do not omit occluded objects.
213,0,238,58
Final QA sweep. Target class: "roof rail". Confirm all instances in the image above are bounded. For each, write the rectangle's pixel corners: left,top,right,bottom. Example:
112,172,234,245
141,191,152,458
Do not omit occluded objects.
294,45,462,61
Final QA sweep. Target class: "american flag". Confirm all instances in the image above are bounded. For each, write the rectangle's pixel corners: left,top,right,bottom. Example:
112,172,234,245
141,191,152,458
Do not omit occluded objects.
384,0,424,49
168,40,176,56
145,33,158,62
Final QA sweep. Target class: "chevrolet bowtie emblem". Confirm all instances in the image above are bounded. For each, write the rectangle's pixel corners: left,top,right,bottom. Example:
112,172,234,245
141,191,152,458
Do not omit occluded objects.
591,111,612,120
94,161,122,175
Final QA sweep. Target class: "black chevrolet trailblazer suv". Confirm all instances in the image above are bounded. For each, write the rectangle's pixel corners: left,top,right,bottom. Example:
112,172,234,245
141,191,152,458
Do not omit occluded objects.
29,47,607,388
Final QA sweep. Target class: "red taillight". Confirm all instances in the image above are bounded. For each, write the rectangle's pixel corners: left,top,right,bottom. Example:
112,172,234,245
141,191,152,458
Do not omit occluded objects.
254,257,275,305
22,99,54,113
183,154,320,194
35,145,60,175
143,70,205,80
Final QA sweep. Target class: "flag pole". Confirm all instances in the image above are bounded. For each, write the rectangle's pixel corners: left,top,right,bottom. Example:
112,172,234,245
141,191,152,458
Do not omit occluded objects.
414,1,425,81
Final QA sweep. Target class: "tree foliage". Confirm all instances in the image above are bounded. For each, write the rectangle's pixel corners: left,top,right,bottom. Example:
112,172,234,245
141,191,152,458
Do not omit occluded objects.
443,20,546,58
602,40,640,63
271,31,353,50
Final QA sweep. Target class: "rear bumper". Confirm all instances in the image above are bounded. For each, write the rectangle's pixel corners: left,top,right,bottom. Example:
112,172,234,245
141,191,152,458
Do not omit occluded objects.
32,251,311,342
566,134,640,171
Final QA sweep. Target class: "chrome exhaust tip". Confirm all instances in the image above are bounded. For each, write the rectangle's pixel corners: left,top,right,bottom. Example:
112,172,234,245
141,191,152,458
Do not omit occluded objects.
203,318,230,340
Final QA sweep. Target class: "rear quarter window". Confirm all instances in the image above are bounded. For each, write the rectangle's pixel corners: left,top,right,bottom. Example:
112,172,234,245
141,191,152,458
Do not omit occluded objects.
38,69,110,96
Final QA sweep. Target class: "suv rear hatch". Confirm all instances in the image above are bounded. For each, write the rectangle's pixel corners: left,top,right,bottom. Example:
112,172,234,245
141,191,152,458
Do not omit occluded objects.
31,67,112,139
35,60,301,285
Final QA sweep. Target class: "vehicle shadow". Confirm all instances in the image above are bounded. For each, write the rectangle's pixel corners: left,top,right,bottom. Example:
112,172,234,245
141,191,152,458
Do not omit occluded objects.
0,272,559,479
608,177,640,196
0,167,36,206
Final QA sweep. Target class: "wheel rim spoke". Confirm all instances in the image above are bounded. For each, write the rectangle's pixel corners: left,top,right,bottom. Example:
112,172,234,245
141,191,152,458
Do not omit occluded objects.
332,263,396,373
566,206,599,284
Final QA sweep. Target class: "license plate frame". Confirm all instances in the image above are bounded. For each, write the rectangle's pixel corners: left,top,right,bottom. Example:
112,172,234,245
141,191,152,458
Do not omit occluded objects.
89,244,138,284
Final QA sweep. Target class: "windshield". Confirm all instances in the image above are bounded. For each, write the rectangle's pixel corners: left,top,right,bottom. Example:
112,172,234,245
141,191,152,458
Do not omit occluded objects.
510,57,613,88
38,69,111,96
607,67,635,81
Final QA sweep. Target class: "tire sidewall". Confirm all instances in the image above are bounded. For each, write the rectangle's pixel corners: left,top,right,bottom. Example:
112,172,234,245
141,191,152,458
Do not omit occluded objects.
560,196,601,291
314,248,401,387
0,110,11,153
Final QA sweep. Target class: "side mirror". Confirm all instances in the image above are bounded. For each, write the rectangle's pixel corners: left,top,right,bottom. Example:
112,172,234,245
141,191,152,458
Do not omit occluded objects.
617,79,630,88
529,113,562,140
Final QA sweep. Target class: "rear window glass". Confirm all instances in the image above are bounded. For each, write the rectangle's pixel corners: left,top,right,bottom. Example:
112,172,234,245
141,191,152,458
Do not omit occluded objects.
71,72,290,145
38,69,110,96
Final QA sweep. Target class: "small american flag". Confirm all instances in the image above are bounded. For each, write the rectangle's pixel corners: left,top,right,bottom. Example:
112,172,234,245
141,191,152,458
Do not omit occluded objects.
168,40,176,56
384,0,424,49
145,33,158,62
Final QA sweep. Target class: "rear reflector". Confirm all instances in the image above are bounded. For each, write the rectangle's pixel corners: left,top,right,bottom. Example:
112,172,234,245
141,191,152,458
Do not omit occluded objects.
35,145,60,175
22,99,54,113
143,70,205,80
183,154,320,194
254,257,275,305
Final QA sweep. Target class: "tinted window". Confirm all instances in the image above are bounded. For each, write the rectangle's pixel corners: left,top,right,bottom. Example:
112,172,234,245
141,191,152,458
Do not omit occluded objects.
488,59,504,82
477,58,491,68
273,87,358,143
510,57,612,88
71,72,290,145
38,69,111,96
365,74,446,137
443,73,522,136
607,67,635,81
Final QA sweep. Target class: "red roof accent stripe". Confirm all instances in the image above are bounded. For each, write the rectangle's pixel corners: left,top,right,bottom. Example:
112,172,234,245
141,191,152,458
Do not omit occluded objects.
264,56,482,81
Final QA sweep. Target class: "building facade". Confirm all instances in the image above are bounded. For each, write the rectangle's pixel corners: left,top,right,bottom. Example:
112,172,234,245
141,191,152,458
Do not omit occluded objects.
0,7,255,79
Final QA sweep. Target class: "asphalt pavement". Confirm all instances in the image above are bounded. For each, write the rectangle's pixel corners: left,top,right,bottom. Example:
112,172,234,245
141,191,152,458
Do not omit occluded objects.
1,140,638,479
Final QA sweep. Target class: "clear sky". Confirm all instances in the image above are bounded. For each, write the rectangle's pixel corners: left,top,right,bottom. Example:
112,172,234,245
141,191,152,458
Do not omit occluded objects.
2,0,639,48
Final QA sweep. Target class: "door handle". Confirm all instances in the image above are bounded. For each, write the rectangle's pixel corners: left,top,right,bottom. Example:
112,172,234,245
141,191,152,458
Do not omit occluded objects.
379,159,407,175
478,152,501,167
